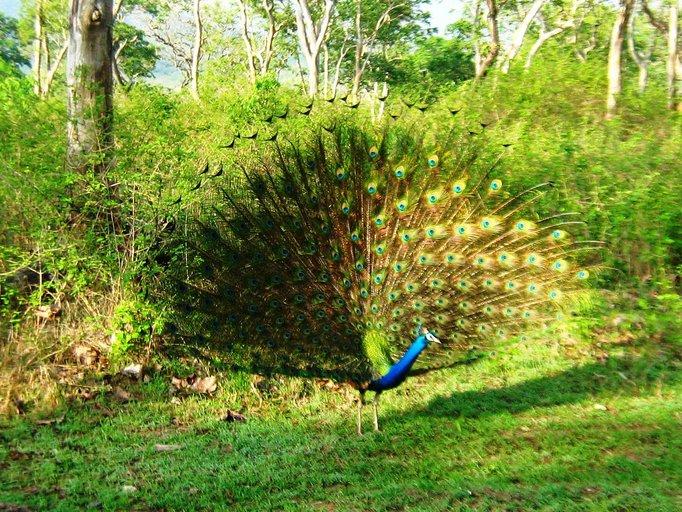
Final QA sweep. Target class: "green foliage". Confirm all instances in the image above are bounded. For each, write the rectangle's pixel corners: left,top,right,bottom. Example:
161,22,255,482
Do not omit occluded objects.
110,297,166,364
374,35,474,93
0,14,28,72
113,22,159,81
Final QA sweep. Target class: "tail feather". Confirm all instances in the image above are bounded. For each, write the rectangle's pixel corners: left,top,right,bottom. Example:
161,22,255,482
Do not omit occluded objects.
160,115,600,382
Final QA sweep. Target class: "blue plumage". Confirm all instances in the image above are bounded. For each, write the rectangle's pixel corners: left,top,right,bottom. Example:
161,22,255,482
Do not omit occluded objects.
367,333,431,392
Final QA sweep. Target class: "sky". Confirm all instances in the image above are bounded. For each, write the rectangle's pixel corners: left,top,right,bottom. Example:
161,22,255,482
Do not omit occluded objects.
1,0,19,17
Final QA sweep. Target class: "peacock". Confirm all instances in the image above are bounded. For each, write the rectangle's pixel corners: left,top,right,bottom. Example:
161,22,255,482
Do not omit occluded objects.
160,112,600,435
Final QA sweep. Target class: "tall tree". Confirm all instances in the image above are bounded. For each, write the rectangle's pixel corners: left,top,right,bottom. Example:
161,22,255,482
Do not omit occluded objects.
666,1,679,109
148,0,206,94
642,0,681,109
500,0,549,73
627,3,656,93
111,0,159,87
24,0,69,97
190,0,202,98
292,0,336,95
605,0,635,119
66,0,114,173
473,0,500,79
237,0,287,84
348,0,419,97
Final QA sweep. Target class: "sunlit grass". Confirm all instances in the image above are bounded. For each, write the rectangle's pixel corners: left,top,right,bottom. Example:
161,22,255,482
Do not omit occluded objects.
1,306,680,511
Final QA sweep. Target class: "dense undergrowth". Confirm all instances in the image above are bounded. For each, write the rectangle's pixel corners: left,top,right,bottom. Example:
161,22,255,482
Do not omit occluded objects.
1,53,681,398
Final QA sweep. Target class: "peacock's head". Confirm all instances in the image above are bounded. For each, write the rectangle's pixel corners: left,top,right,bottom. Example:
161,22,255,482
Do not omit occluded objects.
418,326,441,346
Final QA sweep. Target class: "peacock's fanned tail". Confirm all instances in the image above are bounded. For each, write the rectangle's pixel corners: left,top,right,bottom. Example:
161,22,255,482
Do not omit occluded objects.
163,119,601,383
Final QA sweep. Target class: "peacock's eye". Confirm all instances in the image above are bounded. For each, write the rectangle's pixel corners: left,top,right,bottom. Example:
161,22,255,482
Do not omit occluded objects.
553,259,567,271
394,166,405,178
489,179,502,191
336,169,347,180
576,270,589,280
457,226,466,235
517,222,525,230
369,146,379,159
427,155,439,168
367,183,377,194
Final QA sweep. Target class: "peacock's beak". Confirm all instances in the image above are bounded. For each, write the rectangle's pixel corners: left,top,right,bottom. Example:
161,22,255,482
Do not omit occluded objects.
432,337,442,344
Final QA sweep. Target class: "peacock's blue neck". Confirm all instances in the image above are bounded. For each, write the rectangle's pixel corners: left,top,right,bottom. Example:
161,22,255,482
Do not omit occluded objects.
367,335,429,392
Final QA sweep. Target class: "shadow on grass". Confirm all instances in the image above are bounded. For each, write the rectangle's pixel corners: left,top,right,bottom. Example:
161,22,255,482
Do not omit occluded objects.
401,352,675,421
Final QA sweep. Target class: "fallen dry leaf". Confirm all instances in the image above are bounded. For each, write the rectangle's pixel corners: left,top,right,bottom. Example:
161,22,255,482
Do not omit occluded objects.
36,415,65,426
121,485,137,494
113,387,131,403
594,403,608,411
171,376,187,390
72,345,99,366
154,444,183,452
191,376,217,394
171,374,217,394
121,363,143,380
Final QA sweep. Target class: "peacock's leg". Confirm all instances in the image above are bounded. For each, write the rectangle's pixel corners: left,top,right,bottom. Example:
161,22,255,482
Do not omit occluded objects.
372,392,382,432
357,390,366,436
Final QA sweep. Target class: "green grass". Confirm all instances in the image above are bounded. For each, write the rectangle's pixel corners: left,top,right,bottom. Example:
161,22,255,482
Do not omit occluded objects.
1,314,680,511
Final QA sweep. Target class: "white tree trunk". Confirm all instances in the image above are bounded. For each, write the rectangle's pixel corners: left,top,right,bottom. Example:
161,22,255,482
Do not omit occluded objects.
43,41,68,96
627,9,654,94
475,0,500,79
525,27,565,69
293,0,335,96
667,3,679,109
501,0,548,73
238,0,257,84
190,0,202,99
66,0,114,173
606,0,635,119
33,0,44,96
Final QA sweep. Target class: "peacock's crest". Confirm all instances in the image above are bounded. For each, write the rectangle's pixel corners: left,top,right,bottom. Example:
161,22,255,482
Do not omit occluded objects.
161,116,601,384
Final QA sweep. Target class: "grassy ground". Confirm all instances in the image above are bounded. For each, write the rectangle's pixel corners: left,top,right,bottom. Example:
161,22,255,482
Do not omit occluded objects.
1,303,680,511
